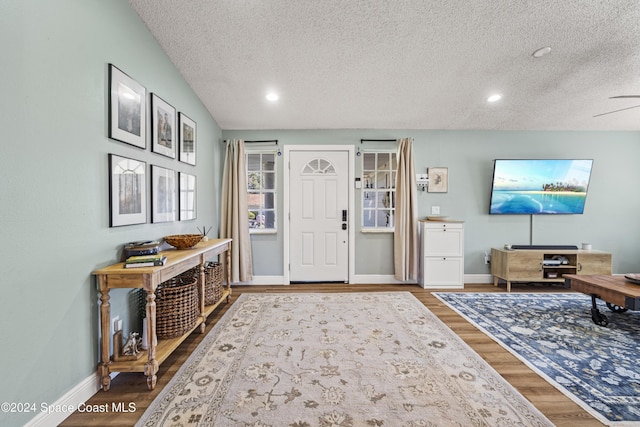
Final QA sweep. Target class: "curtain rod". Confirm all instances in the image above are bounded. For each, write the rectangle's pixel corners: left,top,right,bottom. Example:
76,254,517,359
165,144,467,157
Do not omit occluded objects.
360,139,396,143
222,139,278,144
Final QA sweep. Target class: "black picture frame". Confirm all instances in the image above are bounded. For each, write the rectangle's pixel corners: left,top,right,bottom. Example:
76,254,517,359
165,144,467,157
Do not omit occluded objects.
151,165,177,223
109,154,147,227
108,64,146,148
178,113,197,166
151,94,176,158
179,172,197,221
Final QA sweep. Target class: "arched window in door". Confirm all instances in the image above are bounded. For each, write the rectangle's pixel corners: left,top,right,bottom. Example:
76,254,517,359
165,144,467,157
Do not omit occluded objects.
301,158,336,175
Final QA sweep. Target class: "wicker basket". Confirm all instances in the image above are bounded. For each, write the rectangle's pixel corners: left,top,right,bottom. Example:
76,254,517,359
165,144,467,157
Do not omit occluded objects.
178,266,199,282
155,274,199,339
164,234,203,250
204,262,224,305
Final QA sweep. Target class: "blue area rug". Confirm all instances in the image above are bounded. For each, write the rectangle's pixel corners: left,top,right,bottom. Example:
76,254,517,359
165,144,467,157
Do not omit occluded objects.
433,292,640,426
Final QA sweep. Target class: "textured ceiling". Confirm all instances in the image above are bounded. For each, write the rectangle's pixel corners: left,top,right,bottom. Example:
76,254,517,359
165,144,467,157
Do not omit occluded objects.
129,0,640,130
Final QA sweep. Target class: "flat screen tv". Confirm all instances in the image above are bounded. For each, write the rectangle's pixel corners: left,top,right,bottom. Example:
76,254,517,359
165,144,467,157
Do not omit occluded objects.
489,159,593,215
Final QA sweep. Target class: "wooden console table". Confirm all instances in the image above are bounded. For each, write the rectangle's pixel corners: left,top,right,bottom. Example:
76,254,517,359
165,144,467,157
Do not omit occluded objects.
93,238,232,391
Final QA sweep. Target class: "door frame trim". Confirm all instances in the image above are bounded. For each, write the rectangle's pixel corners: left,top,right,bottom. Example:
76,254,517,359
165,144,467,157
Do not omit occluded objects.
283,145,355,284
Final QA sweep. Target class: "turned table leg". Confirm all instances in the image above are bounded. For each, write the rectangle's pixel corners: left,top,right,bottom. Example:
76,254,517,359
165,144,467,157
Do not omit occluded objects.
143,285,158,390
98,277,112,391
199,261,206,333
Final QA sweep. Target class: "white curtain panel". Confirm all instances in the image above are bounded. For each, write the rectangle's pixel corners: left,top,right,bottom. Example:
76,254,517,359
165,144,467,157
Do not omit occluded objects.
394,137,418,281
221,139,253,283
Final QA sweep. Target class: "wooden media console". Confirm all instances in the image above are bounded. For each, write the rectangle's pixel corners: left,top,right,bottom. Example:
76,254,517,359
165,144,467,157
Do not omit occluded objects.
491,247,611,292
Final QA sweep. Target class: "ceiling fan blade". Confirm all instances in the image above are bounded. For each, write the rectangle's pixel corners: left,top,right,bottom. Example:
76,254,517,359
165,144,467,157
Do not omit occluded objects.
609,95,640,99
593,104,640,118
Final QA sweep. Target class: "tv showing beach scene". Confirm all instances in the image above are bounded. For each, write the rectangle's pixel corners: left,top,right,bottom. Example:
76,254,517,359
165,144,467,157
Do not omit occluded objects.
489,159,593,214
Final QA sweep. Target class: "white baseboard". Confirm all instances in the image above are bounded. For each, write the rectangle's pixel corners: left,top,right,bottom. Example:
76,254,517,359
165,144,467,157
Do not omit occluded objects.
353,274,494,285
24,372,105,427
352,274,413,284
465,273,494,284
238,275,416,285
234,275,412,285
234,274,495,286
235,275,286,285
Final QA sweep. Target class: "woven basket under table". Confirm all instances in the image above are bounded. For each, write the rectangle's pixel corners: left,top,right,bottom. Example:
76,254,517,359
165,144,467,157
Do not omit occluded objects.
204,262,224,305
155,274,199,339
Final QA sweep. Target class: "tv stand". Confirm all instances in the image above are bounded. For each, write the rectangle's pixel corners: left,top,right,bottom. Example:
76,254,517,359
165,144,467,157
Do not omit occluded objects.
491,247,611,292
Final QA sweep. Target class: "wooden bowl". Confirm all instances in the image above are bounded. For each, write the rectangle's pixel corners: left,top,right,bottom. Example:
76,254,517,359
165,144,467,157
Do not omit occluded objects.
164,234,203,250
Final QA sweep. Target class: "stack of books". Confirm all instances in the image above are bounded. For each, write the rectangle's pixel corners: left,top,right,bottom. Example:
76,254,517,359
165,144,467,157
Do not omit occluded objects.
124,254,167,268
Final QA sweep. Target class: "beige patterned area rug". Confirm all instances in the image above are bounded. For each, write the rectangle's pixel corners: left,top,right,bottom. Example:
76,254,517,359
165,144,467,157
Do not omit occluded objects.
136,292,553,426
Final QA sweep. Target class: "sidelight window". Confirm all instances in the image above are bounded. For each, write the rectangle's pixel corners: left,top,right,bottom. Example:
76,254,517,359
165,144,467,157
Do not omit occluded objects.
362,151,397,230
247,152,276,232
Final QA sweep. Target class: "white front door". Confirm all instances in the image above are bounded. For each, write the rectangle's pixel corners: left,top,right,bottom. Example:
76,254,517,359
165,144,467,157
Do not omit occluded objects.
289,150,349,282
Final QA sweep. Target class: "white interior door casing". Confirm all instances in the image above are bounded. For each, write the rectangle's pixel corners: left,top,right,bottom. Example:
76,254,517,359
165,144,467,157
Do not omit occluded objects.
288,149,351,282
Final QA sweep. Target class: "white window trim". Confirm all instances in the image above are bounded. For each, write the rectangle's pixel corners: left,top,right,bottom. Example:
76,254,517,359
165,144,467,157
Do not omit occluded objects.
360,227,394,233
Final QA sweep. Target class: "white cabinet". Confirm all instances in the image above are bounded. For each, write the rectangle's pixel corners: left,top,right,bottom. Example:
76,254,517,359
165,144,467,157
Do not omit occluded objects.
419,220,464,289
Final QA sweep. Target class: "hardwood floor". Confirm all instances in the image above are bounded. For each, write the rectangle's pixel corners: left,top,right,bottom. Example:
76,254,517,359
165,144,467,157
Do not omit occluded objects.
60,283,604,426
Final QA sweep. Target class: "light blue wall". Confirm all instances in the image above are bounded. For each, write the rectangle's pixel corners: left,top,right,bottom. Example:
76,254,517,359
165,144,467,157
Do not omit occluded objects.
0,1,222,425
223,129,640,276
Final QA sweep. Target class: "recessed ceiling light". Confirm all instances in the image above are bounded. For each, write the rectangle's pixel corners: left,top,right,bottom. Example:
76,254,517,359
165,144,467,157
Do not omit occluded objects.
266,92,279,102
532,46,552,58
487,94,502,103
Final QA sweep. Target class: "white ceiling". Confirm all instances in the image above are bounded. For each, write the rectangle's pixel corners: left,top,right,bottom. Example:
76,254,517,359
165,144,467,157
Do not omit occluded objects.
129,0,640,131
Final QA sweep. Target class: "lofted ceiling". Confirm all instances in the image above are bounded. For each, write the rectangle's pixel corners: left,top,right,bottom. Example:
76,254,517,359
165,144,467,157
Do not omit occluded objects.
129,0,640,131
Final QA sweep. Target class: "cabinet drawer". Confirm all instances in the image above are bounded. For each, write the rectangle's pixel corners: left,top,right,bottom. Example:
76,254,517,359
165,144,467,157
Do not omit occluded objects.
424,222,463,230
424,228,463,257
423,257,464,288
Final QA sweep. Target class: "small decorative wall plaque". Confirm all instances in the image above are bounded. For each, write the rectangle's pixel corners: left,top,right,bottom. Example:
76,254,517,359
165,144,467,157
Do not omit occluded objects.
428,167,448,193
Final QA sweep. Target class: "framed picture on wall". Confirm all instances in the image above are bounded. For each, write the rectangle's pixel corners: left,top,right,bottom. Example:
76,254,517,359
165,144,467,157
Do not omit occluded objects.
109,154,147,227
108,64,146,148
179,172,197,220
151,94,176,158
151,165,177,223
428,167,448,193
178,113,197,165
